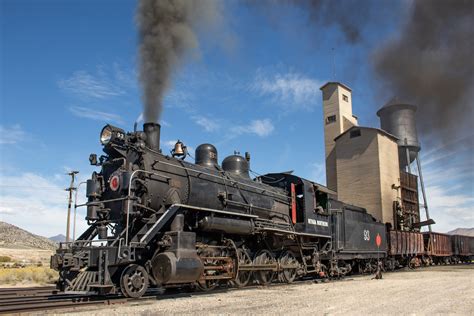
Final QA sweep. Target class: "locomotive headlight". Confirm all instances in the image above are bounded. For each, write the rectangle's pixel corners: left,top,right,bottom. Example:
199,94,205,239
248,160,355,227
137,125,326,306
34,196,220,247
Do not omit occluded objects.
100,124,126,146
100,125,113,145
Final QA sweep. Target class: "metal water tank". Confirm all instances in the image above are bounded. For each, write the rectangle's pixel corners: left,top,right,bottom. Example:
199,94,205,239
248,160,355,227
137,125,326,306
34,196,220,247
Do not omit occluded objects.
377,102,420,169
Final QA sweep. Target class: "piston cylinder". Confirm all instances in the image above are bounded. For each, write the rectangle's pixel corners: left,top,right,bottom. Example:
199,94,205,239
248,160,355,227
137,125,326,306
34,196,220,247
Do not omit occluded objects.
151,251,203,284
151,231,203,285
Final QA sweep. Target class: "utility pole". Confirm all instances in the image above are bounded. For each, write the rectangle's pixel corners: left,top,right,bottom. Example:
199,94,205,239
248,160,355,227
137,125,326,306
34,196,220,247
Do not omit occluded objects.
73,181,87,242
65,171,79,243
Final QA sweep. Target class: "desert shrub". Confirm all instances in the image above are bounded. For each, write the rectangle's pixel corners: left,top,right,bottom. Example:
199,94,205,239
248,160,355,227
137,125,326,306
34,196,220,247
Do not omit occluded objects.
0,256,12,263
0,266,58,285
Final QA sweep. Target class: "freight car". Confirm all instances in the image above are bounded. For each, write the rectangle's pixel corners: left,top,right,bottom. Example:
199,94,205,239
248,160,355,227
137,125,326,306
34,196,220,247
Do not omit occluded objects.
387,230,424,269
451,235,473,263
50,123,471,298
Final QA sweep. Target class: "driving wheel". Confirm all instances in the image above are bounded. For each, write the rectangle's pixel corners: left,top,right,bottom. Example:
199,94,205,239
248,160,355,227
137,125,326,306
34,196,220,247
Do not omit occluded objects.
278,251,298,283
234,248,252,288
120,264,149,298
254,249,276,285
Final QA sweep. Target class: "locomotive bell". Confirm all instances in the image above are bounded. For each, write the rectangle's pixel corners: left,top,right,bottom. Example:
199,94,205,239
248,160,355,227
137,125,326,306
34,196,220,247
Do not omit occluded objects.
172,140,186,158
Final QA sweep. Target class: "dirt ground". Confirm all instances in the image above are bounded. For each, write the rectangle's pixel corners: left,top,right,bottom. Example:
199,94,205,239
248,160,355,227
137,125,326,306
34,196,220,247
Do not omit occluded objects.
53,265,473,316
0,247,54,265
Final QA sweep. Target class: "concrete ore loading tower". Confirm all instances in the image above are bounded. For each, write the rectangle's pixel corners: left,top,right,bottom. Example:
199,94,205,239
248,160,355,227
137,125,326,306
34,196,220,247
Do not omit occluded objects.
321,82,433,232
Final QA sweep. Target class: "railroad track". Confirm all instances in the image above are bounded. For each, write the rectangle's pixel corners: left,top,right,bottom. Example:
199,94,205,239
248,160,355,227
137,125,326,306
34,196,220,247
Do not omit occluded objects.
0,287,133,314
1,265,461,314
0,277,347,314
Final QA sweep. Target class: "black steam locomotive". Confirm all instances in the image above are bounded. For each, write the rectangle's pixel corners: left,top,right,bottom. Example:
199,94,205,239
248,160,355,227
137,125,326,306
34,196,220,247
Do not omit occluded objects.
50,123,469,298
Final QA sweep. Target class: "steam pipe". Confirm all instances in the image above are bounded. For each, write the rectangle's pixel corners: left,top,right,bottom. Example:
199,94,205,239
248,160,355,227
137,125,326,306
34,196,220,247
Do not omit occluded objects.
404,138,411,173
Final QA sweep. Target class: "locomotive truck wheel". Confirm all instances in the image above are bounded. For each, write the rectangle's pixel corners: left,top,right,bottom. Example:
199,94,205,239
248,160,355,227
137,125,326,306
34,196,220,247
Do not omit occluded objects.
233,248,252,288
278,251,298,283
120,264,149,298
254,250,276,285
196,279,219,291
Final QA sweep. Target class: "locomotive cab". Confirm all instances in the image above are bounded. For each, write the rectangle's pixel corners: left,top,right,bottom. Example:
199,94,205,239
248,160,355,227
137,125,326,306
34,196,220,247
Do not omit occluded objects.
260,173,334,237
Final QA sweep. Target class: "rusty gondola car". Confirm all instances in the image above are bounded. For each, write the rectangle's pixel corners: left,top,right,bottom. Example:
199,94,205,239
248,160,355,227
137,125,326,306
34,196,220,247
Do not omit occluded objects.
423,232,453,264
387,230,424,268
451,235,474,262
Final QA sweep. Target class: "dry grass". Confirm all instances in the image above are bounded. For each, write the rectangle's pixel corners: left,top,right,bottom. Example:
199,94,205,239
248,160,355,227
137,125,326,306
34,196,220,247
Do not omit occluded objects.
0,266,58,286
0,247,54,265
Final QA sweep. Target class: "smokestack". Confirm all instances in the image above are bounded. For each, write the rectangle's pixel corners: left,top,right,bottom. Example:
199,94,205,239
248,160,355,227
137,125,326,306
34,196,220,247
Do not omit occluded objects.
143,123,161,152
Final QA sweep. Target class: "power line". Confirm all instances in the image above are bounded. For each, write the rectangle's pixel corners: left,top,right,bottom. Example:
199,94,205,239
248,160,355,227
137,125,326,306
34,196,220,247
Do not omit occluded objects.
0,185,63,190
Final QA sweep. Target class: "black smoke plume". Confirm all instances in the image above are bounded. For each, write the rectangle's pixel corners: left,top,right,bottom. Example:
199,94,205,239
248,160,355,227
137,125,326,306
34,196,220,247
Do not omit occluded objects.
373,0,474,142
246,0,375,44
136,0,222,123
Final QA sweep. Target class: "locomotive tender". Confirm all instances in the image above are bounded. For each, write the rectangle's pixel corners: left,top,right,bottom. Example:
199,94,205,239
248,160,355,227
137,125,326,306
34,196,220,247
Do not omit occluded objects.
51,123,388,297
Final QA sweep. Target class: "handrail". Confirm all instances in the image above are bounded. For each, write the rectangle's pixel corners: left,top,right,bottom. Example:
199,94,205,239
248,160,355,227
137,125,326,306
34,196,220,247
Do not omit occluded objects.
125,169,170,245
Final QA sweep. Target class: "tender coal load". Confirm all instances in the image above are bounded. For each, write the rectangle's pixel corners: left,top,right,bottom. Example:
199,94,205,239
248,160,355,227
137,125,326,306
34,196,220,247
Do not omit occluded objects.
222,154,250,178
195,143,218,168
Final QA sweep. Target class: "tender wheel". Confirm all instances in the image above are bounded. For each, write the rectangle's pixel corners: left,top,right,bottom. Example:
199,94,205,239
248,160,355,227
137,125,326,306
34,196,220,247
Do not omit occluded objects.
120,264,149,298
408,257,416,269
254,250,276,285
278,251,298,283
233,248,252,288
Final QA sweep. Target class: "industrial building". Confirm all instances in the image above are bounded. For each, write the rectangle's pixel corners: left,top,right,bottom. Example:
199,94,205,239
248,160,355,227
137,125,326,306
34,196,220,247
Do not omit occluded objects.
320,82,431,231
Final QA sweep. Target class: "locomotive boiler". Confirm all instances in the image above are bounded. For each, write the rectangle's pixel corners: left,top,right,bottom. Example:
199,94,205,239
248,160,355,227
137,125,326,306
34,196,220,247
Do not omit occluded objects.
51,122,387,297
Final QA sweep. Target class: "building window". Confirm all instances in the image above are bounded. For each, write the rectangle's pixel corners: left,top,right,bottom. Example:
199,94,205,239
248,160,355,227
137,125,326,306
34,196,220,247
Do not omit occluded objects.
350,129,361,138
326,115,337,124
342,94,349,102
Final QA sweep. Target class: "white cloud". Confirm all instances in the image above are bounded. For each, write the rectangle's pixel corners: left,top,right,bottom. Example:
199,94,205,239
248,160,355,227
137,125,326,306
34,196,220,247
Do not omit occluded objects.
69,106,124,124
0,172,88,237
0,125,27,145
422,185,474,233
232,119,274,137
58,64,136,100
58,70,125,99
418,146,474,232
192,116,220,132
252,70,322,109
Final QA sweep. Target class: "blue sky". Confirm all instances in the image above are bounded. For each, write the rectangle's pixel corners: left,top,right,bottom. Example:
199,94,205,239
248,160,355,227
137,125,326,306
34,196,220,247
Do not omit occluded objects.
1,0,472,236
